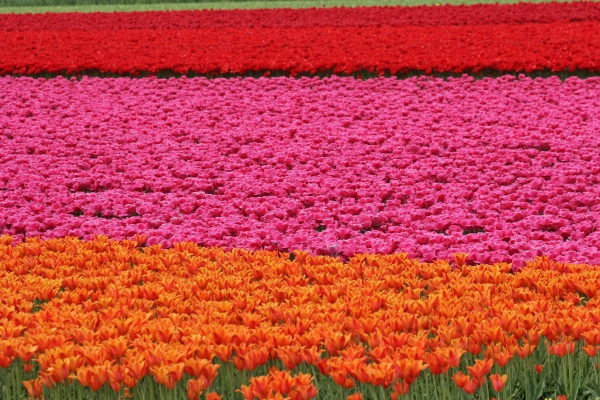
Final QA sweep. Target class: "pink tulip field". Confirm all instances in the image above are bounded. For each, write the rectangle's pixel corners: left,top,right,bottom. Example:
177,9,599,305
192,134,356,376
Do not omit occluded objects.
1,74,599,266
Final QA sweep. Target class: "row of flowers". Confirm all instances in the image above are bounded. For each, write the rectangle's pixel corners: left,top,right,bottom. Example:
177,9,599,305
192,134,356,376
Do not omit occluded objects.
1,2,599,31
0,236,599,399
0,22,599,76
1,75,599,265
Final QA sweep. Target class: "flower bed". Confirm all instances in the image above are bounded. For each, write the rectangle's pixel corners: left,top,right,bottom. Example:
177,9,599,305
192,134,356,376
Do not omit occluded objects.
2,3,599,400
0,19,599,75
0,236,599,400
1,75,599,265
1,2,600,31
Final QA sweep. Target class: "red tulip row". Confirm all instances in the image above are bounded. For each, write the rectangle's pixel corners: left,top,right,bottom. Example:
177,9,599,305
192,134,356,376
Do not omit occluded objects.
1,1,600,31
1,22,598,76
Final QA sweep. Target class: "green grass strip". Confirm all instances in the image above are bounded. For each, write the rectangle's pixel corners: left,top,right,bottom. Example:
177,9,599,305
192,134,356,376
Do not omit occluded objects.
0,0,587,15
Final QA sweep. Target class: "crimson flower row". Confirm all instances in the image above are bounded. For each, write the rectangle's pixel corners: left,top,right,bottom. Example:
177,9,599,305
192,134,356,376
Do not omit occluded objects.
1,22,599,76
1,2,600,31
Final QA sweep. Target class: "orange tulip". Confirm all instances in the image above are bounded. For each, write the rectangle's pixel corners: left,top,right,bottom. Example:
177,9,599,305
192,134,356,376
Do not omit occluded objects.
295,379,319,400
314,358,330,376
126,358,148,381
368,346,388,363
466,358,494,381
547,340,576,357
527,327,543,343
107,363,125,391
452,371,470,390
515,343,536,359
237,384,255,400
324,332,351,356
23,378,43,399
582,329,600,346
462,379,478,395
492,349,513,368
303,346,323,365
392,359,427,385
198,362,219,386
250,375,273,399
103,336,129,359
278,345,304,370
452,253,469,267
38,371,55,389
170,362,185,383
446,347,465,368
150,364,182,390
213,344,233,362
390,380,411,399
15,344,38,363
47,358,73,384
0,350,12,368
467,341,482,356
71,366,105,391
345,358,370,383
187,377,210,400
423,351,449,375
184,358,213,378
94,362,112,388
365,363,394,388
490,373,508,392
23,362,34,373
583,344,598,358
269,369,295,395
534,364,544,374
143,347,166,368
330,368,355,389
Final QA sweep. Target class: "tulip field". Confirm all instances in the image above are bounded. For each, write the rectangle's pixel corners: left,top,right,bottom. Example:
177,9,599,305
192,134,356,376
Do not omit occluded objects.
1,0,600,399
2,2,600,75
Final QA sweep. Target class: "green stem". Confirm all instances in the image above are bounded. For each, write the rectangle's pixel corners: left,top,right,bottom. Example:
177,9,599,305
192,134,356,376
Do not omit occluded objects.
441,374,449,400
16,360,24,399
568,351,574,393
564,356,569,396
596,354,600,387
6,365,13,400
379,384,386,400
368,383,378,400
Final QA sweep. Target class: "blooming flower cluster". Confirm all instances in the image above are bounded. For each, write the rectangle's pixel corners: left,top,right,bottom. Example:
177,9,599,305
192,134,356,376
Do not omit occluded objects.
1,1,599,31
0,12,599,75
1,75,600,265
0,236,598,399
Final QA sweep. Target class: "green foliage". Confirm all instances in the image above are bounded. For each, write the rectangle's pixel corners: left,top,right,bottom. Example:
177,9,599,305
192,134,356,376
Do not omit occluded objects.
0,0,589,15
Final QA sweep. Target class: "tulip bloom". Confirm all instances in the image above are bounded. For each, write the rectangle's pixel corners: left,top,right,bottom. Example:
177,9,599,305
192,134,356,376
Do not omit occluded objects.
466,358,494,381
22,379,43,399
490,373,508,392
534,364,545,374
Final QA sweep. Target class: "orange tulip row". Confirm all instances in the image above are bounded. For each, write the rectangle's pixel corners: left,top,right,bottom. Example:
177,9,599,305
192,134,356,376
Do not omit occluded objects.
0,235,599,399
